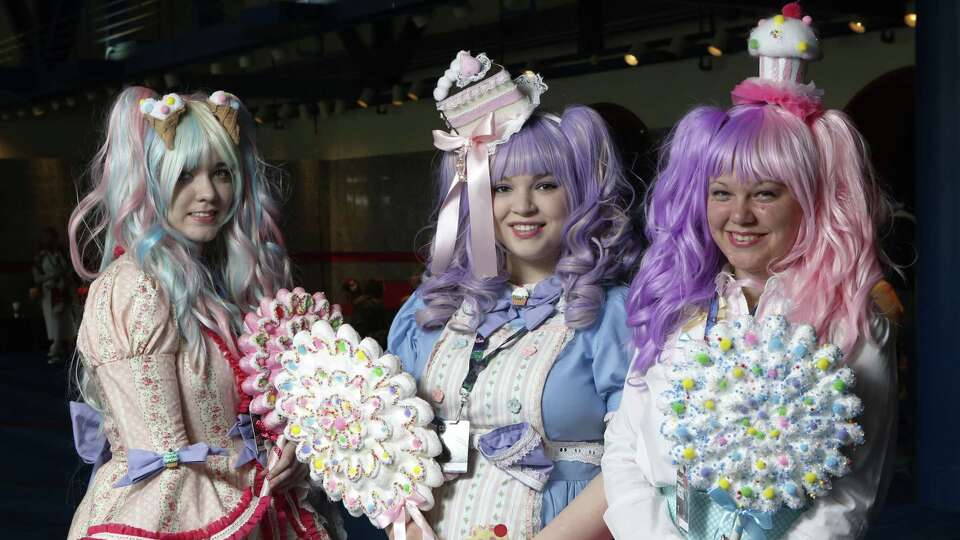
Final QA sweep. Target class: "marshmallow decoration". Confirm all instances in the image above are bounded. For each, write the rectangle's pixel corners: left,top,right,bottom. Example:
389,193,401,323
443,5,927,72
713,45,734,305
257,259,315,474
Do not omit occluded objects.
274,320,444,531
454,51,492,88
658,314,863,515
433,51,493,101
237,287,343,436
139,93,187,150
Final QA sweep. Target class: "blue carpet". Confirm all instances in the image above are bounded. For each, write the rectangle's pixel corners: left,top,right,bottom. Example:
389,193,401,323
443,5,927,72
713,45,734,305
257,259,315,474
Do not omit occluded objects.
1,350,956,539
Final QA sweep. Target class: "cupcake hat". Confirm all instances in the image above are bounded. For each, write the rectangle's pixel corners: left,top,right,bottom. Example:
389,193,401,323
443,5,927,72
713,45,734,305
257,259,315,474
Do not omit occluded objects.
731,2,824,122
431,51,548,278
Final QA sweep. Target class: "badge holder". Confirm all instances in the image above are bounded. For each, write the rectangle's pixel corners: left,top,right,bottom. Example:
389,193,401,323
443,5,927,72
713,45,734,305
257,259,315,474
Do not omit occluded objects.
434,389,471,474
676,465,689,535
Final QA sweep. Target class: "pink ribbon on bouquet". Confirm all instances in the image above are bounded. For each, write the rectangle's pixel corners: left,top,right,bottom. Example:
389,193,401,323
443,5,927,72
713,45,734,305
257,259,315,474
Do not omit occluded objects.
373,492,437,540
431,112,507,279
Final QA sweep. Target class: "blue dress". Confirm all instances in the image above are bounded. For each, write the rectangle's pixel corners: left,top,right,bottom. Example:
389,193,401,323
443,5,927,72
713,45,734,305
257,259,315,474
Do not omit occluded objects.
387,283,631,527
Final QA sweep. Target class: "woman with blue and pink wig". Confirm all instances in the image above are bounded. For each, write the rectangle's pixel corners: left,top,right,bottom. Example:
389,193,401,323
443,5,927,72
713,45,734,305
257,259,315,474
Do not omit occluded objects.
66,87,335,539
388,51,641,539
602,4,896,540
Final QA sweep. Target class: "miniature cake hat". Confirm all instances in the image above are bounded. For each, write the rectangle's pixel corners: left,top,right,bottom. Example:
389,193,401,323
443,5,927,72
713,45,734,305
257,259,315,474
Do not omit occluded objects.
731,2,824,122
431,51,548,278
434,50,546,140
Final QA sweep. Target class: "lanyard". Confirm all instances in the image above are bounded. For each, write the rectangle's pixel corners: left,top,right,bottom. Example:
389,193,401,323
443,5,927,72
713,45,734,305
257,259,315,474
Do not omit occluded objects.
704,293,720,343
452,324,528,421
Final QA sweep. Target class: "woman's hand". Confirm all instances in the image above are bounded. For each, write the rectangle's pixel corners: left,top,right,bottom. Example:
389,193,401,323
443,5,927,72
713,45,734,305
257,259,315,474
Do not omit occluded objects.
266,439,308,493
385,518,423,540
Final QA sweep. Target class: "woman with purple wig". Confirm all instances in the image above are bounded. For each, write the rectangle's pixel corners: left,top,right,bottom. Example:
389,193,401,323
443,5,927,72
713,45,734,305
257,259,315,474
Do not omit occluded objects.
602,5,896,540
387,51,641,539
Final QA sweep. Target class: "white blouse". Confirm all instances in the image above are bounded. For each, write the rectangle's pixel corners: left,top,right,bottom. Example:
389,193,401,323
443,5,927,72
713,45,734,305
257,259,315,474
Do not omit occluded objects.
602,272,897,539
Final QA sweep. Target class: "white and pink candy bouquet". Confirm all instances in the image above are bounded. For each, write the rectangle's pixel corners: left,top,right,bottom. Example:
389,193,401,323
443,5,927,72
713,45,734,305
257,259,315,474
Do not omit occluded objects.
238,288,443,539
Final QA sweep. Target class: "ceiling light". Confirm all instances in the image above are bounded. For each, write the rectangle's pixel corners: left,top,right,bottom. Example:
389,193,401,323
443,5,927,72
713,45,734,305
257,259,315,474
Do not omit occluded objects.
707,29,729,57
624,41,644,66
407,80,423,101
357,88,374,109
391,84,404,106
904,2,917,28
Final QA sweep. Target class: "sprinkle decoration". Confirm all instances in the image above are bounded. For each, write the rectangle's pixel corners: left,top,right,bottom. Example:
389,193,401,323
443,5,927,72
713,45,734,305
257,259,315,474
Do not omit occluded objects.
237,287,343,439
271,317,443,528
467,524,511,540
659,314,864,514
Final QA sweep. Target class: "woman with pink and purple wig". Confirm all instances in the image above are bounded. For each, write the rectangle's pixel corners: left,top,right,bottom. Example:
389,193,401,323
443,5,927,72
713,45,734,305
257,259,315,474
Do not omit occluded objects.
388,51,641,539
603,4,896,540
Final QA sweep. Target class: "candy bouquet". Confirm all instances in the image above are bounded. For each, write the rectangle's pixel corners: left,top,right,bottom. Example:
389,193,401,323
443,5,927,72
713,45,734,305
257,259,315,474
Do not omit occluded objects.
238,288,443,539
659,314,864,539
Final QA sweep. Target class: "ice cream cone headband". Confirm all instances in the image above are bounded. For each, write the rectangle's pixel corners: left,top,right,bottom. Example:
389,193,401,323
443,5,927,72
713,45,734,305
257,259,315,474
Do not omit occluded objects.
431,50,548,278
731,2,824,123
139,90,242,150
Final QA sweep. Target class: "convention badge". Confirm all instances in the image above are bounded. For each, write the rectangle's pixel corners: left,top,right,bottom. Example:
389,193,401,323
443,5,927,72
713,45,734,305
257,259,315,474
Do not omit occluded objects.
676,464,690,534
435,418,470,474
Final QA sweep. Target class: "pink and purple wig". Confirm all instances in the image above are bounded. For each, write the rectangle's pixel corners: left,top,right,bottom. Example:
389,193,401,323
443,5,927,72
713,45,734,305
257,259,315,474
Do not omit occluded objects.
417,106,642,331
627,103,885,374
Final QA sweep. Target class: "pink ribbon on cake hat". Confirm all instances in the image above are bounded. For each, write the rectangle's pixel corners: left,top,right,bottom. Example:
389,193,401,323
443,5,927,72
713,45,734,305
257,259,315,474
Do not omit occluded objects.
431,112,508,279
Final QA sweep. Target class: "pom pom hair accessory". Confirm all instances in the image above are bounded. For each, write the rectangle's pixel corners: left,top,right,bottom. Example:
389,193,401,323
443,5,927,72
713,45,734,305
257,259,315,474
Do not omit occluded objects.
730,2,824,123
138,89,244,150
139,93,187,150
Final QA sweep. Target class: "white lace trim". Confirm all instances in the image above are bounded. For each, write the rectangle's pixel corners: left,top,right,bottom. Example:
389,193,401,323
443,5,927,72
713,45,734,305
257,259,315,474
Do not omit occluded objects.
515,72,548,105
544,440,603,466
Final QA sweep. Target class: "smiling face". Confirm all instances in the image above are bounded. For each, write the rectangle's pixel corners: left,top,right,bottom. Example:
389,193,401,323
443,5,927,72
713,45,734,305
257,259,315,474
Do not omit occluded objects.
707,174,803,283
166,152,235,245
492,173,568,283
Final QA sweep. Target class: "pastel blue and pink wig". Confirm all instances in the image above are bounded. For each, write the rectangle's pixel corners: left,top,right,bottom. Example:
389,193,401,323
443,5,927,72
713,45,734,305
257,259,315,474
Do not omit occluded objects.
416,106,643,331
68,86,292,358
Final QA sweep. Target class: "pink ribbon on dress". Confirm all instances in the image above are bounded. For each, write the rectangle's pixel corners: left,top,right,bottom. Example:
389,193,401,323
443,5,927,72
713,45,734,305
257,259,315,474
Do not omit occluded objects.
431,112,506,279
372,492,437,540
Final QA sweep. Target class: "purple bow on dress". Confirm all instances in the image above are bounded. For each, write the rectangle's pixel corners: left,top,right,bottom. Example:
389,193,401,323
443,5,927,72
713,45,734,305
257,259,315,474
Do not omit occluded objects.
475,276,563,339
477,422,554,491
228,413,264,468
113,443,228,487
69,401,112,488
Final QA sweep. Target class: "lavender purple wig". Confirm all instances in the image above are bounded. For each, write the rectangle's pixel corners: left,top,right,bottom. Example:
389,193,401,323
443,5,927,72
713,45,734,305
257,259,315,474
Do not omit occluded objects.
627,103,886,374
416,106,642,331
